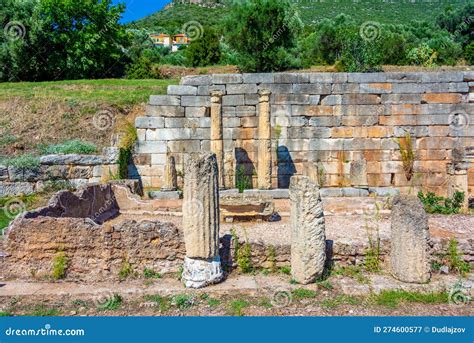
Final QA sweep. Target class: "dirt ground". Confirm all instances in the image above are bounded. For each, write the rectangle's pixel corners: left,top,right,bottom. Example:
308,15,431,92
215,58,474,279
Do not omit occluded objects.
0,273,472,317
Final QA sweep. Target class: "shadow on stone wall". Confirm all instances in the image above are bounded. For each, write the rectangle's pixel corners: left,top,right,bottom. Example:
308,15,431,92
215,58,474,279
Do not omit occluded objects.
235,147,255,190
277,146,296,189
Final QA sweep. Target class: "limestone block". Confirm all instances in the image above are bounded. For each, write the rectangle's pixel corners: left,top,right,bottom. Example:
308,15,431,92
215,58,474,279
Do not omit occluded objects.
226,84,258,94
350,159,368,187
421,72,464,83
135,117,165,129
290,176,326,284
309,73,347,83
180,75,211,86
321,95,342,106
359,83,392,93
185,107,209,118
181,96,210,107
149,95,180,106
244,94,259,105
235,106,256,117
167,85,197,96
258,83,293,93
292,84,332,95
135,141,167,154
222,95,245,106
381,94,422,104
0,182,34,197
392,83,425,94
8,167,40,182
424,83,469,93
212,74,243,84
272,94,310,105
243,73,274,84
197,84,226,96
342,94,381,105
274,73,308,83
40,154,104,166
146,105,185,117
332,83,360,94
347,73,387,83
390,196,431,283
0,165,9,181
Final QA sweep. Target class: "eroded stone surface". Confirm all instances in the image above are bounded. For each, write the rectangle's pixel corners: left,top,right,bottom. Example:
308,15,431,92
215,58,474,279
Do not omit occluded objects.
390,195,431,283
289,176,326,284
182,256,224,289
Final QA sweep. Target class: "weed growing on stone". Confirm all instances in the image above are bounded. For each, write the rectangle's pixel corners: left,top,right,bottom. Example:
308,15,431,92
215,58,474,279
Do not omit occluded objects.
279,266,291,275
397,132,414,181
118,259,133,281
232,228,253,273
207,298,221,308
172,294,195,311
446,239,470,276
364,204,382,273
266,245,277,273
52,251,68,280
143,268,162,279
292,289,317,299
418,191,465,214
317,280,334,290
229,299,250,316
373,290,448,309
71,299,88,308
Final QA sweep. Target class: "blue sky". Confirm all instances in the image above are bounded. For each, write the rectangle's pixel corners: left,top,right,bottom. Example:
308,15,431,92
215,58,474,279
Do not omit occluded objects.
112,0,170,23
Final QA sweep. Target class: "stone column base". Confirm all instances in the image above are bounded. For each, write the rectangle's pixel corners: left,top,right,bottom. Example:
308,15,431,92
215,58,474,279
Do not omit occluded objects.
182,256,224,289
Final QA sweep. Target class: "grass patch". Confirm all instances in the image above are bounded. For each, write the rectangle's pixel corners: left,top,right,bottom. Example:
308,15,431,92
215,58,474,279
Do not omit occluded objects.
38,140,97,155
374,290,448,309
446,238,470,276
207,298,221,308
317,280,334,290
333,265,370,284
0,311,12,316
143,268,162,279
143,295,171,313
292,289,317,299
28,305,61,316
118,259,133,281
2,154,40,169
171,294,195,311
228,299,250,316
97,294,123,311
279,266,291,275
0,79,177,106
321,295,362,309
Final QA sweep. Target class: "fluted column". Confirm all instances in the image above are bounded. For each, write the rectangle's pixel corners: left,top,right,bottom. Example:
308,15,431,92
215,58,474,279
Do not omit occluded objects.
257,89,272,190
210,90,225,189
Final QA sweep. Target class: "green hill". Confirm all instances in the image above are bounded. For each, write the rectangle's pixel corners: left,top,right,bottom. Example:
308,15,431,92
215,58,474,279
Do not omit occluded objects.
133,0,471,32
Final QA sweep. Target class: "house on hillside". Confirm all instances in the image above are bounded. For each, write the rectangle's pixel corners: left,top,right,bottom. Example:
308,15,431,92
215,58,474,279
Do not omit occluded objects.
149,33,190,52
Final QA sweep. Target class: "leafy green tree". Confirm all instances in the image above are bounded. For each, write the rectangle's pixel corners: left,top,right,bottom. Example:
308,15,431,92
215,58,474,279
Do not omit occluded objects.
224,0,302,72
1,0,130,81
185,27,221,67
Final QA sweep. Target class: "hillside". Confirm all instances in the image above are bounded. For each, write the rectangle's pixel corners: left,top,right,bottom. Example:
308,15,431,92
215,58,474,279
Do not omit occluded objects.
133,0,471,32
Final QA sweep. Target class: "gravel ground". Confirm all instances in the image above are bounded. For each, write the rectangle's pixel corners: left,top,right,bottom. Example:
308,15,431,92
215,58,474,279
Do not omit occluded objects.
113,213,473,247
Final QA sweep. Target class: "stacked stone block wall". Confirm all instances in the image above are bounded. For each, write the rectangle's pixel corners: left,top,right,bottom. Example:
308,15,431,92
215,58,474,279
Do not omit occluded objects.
134,72,474,197
0,148,119,197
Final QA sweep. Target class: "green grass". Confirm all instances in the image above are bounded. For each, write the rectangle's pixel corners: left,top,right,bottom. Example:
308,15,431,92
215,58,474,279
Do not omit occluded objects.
97,294,123,311
228,299,250,316
0,211,11,234
38,140,97,155
321,295,362,309
374,290,449,309
0,311,12,316
143,295,171,312
28,305,61,316
0,79,178,106
171,294,195,310
292,289,317,299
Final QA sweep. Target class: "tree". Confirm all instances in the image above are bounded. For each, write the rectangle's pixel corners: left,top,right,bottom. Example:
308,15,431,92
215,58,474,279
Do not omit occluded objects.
224,0,302,72
185,27,222,67
1,0,130,81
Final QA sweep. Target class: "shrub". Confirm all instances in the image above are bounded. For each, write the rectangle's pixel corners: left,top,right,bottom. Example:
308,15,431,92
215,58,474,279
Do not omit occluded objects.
118,258,133,281
143,268,162,279
4,154,40,169
228,299,249,316
39,140,97,155
407,43,438,67
172,294,195,310
292,288,317,299
185,27,222,67
464,41,474,65
418,191,464,215
446,239,470,276
397,133,415,181
52,251,67,280
224,0,302,72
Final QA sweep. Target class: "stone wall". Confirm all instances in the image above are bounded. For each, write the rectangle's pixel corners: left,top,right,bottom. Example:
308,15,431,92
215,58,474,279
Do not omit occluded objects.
134,72,474,197
0,148,119,197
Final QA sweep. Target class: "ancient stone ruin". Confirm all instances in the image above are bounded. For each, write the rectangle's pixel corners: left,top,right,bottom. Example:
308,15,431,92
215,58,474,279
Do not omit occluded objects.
390,195,431,283
181,152,224,288
289,176,326,284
